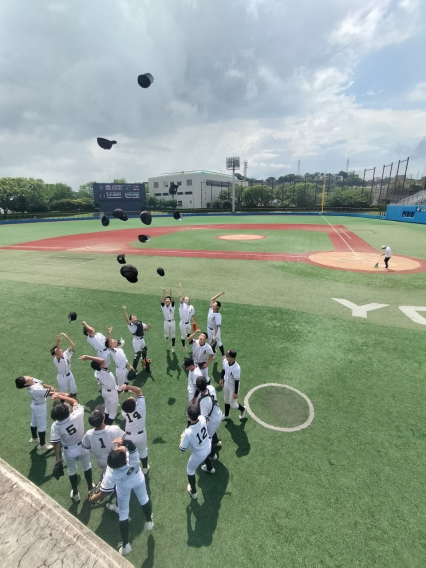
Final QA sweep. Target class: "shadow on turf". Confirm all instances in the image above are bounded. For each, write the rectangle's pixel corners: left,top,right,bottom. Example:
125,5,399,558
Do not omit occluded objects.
224,419,251,457
28,446,54,486
186,461,229,547
166,349,183,380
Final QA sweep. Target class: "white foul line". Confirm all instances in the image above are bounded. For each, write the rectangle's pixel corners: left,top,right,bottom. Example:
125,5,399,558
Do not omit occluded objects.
74,259,99,266
340,228,351,239
321,216,357,256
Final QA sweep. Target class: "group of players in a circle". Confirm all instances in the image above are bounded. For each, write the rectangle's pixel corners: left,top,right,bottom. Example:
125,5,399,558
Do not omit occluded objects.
15,285,247,557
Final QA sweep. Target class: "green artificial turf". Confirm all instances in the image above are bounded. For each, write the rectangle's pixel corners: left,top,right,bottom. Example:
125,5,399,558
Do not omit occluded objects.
1,214,426,567
131,229,333,253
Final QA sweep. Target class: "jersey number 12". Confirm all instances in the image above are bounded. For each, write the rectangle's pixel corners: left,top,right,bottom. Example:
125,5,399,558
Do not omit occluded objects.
196,426,207,445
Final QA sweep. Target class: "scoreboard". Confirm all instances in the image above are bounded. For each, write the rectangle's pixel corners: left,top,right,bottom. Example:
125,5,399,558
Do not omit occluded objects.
93,183,147,214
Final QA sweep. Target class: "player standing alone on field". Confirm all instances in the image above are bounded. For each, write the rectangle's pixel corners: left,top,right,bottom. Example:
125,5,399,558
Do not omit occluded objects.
51,332,77,399
381,245,392,269
122,306,151,371
207,290,225,358
161,287,176,353
220,349,246,421
15,375,56,451
178,283,195,351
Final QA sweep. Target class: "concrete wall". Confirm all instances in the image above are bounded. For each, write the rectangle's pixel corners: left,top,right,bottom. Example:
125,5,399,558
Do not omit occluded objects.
385,205,426,224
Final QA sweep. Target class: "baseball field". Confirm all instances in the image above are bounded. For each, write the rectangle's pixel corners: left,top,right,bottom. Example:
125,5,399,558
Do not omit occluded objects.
1,213,426,567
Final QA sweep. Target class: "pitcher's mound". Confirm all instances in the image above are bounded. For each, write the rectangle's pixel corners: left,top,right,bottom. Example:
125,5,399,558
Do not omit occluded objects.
217,234,266,241
309,251,422,273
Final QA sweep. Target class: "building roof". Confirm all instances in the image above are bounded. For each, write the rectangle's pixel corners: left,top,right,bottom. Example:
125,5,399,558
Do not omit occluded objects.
151,170,233,178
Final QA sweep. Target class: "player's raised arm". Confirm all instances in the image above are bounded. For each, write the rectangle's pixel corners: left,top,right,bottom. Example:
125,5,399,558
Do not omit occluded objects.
122,306,130,324
211,290,225,306
61,332,75,350
160,288,166,303
51,392,78,406
81,321,95,334
42,382,57,392
106,326,113,349
79,354,107,368
188,329,201,343
121,384,142,396
178,283,182,302
169,288,173,302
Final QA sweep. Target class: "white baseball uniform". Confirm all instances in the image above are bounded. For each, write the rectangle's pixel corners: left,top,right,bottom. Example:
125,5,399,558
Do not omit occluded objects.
127,321,148,355
122,396,148,459
187,365,204,401
28,379,50,431
179,301,195,338
207,308,222,347
87,332,110,365
94,368,119,419
179,415,211,475
161,301,176,338
199,385,222,437
81,425,125,472
100,446,149,521
50,404,91,476
190,340,213,382
53,348,77,393
222,358,241,409
109,347,129,388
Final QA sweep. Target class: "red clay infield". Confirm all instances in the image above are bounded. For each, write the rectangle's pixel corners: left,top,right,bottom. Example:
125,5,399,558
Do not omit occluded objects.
3,223,426,274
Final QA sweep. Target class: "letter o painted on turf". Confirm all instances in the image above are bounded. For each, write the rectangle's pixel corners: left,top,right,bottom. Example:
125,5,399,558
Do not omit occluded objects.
244,383,314,432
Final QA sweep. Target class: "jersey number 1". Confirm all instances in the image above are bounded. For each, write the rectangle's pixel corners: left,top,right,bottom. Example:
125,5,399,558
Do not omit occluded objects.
196,426,207,445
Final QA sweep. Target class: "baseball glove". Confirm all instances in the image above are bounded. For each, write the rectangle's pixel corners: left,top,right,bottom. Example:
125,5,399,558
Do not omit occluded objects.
88,479,102,501
127,369,137,381
209,338,217,350
52,461,64,480
191,321,198,332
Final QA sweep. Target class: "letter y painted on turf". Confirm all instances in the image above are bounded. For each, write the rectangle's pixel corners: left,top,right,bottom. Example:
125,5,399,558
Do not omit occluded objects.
332,298,389,318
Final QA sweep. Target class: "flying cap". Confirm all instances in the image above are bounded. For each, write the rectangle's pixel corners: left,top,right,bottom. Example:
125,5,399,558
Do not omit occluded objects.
120,264,138,283
137,73,154,89
169,182,178,195
140,210,152,225
381,245,386,249
113,209,128,221
138,235,151,243
97,137,117,150
181,357,194,370
157,267,165,277
117,254,126,264
88,405,105,427
68,311,77,323
100,212,110,226
173,211,181,221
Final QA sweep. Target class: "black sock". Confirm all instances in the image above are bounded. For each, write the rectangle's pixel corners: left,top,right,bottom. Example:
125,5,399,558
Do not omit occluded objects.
141,457,148,469
219,345,225,356
69,474,78,495
31,426,37,439
39,431,46,445
119,520,130,547
204,456,213,471
209,445,216,459
224,403,230,417
181,339,186,347
105,416,114,425
212,432,218,445
84,468,93,490
172,338,175,346
238,404,245,412
142,499,152,522
188,474,196,494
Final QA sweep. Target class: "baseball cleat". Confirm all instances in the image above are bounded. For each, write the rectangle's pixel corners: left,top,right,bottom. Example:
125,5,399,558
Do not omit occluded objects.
29,438,39,444
210,454,218,460
37,443,53,451
146,520,154,531
239,409,246,420
70,490,80,502
106,503,119,514
172,346,175,353
142,465,150,475
183,345,188,351
214,440,222,447
119,543,132,556
187,484,198,499
221,414,230,421
201,465,215,474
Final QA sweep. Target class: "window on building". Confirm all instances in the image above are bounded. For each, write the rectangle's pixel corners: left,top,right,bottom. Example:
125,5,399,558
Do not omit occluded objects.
177,201,182,206
185,191,193,195
177,191,183,195
153,182,159,188
186,179,192,186
206,203,211,208
154,193,161,196
164,182,168,187
162,193,169,196
402,211,414,217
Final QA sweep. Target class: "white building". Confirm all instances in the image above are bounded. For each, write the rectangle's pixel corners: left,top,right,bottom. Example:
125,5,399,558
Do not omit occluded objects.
148,170,247,209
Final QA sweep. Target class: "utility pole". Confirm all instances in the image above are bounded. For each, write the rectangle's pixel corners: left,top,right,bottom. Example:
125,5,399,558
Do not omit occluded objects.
226,156,240,213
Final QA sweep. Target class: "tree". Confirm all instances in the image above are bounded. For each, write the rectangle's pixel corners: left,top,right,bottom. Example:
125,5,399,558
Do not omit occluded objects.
113,178,127,184
78,181,96,200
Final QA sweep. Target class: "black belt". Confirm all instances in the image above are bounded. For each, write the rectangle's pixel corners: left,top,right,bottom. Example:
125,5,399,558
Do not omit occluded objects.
208,327,214,330
58,372,71,376
183,321,190,324
126,430,144,435
101,348,108,352
32,401,46,405
103,389,112,392
165,319,174,322
63,441,82,450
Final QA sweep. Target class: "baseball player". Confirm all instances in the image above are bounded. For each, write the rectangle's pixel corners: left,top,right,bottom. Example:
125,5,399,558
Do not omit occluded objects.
50,393,93,502
161,288,176,353
89,437,154,557
179,404,215,500
220,349,246,421
15,375,56,451
122,306,151,371
79,355,119,425
187,329,214,383
178,283,195,351
51,333,77,398
191,376,222,458
82,320,111,366
120,384,150,474
207,290,226,358
182,357,204,402
381,245,392,269
106,326,134,388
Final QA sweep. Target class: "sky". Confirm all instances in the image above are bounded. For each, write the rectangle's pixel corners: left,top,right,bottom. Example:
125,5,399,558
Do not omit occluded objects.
0,0,426,189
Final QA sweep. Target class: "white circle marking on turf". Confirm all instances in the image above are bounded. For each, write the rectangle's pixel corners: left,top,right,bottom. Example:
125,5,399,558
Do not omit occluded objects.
244,383,314,432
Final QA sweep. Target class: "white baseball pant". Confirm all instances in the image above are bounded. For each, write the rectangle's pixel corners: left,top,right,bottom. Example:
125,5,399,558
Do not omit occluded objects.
56,373,77,393
116,472,149,521
96,349,110,366
179,321,191,339
115,368,128,389
223,384,240,409
132,336,146,355
186,443,212,475
63,444,91,476
164,320,175,338
207,327,222,347
102,388,119,419
30,403,47,431
126,432,148,459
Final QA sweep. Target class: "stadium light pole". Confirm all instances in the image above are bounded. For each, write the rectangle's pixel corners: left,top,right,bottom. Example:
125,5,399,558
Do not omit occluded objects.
226,157,240,213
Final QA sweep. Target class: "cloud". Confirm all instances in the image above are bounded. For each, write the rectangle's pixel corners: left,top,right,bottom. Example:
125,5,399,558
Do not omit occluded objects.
407,81,426,101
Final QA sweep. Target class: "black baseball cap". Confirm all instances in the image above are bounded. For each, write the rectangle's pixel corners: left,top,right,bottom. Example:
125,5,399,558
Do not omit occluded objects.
140,210,152,225
173,211,181,221
113,209,128,221
97,137,117,150
137,73,154,88
100,212,110,226
68,311,77,323
138,235,151,243
157,267,165,277
181,357,194,369
120,264,138,283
